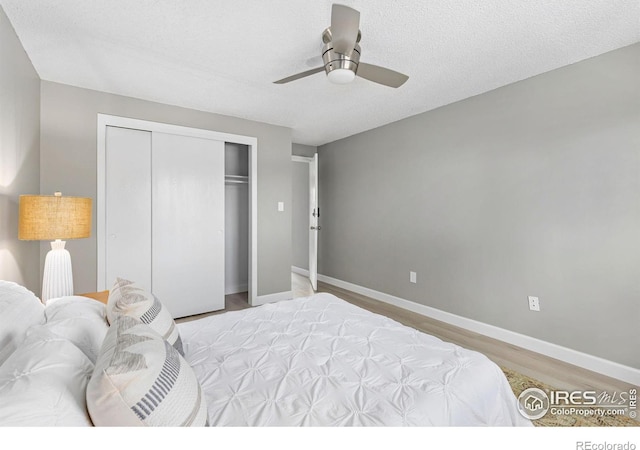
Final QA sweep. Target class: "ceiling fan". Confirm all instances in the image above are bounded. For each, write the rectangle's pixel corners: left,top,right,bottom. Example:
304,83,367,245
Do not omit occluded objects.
274,4,409,88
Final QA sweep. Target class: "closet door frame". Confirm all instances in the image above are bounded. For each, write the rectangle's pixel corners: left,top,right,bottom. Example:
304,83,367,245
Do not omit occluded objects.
97,114,259,306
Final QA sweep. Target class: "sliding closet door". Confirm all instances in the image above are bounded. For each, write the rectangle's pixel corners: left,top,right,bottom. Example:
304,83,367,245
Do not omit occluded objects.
105,126,152,291
152,132,225,318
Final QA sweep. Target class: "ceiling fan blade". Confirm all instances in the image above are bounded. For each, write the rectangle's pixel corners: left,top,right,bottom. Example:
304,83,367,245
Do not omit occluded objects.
331,4,360,54
273,67,325,84
356,62,409,88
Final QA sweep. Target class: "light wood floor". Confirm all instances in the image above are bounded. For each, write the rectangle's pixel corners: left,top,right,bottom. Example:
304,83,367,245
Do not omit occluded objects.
179,272,635,394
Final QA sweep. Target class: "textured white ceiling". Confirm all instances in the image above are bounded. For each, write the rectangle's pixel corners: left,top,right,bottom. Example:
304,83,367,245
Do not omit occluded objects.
2,0,639,146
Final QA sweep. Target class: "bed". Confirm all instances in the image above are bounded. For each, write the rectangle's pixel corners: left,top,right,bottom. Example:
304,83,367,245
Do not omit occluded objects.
0,279,531,427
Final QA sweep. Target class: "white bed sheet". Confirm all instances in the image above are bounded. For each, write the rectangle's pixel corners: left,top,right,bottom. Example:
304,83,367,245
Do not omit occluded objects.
179,293,531,426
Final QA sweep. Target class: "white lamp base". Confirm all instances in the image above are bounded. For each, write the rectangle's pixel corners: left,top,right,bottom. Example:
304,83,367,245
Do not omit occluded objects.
42,239,74,304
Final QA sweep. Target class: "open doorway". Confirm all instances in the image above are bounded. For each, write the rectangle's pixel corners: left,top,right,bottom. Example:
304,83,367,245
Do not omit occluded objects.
291,154,319,294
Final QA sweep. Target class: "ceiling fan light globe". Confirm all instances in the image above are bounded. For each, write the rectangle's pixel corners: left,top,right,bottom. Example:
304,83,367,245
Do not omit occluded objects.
327,68,355,84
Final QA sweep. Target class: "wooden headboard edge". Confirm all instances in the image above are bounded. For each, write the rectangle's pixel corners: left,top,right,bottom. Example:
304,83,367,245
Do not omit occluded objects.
78,290,110,305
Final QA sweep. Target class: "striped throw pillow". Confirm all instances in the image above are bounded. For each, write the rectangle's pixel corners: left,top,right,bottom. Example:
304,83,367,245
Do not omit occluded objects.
106,278,183,355
87,315,208,426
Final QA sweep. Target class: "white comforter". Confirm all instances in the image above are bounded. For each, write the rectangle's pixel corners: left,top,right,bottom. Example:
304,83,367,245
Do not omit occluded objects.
179,293,531,426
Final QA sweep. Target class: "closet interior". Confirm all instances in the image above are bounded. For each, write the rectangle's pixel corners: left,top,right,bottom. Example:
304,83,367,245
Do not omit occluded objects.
224,143,249,299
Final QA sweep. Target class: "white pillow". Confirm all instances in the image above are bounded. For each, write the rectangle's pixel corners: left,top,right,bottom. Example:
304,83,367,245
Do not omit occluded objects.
42,296,109,363
106,278,183,355
0,327,95,426
0,280,45,365
87,315,208,426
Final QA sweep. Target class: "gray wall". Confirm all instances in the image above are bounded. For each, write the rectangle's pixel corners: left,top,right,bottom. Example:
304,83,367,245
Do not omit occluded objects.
291,144,317,270
40,81,292,297
0,6,41,294
293,143,317,158
318,43,640,368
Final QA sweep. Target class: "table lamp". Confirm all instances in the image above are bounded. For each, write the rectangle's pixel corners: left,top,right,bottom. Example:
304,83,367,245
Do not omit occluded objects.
18,192,92,303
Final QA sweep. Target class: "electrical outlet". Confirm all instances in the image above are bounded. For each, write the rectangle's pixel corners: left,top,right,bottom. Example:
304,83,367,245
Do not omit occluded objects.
410,271,417,283
528,296,540,311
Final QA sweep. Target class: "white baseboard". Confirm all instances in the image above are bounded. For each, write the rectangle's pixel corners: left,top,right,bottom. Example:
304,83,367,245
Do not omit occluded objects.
291,266,310,277
317,274,640,386
253,290,293,307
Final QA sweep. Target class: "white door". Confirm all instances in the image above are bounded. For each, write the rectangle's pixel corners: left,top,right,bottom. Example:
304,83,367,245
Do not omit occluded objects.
309,153,319,290
152,132,225,318
105,126,152,291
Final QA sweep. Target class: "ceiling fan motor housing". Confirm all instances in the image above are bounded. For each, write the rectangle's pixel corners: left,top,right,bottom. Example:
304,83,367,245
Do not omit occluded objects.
322,28,361,77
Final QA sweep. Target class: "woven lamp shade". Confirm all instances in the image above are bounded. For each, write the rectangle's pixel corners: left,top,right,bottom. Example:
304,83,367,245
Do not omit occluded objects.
19,194,92,241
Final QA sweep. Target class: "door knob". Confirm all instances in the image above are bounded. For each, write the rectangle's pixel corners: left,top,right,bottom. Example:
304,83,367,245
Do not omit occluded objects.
311,226,321,230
